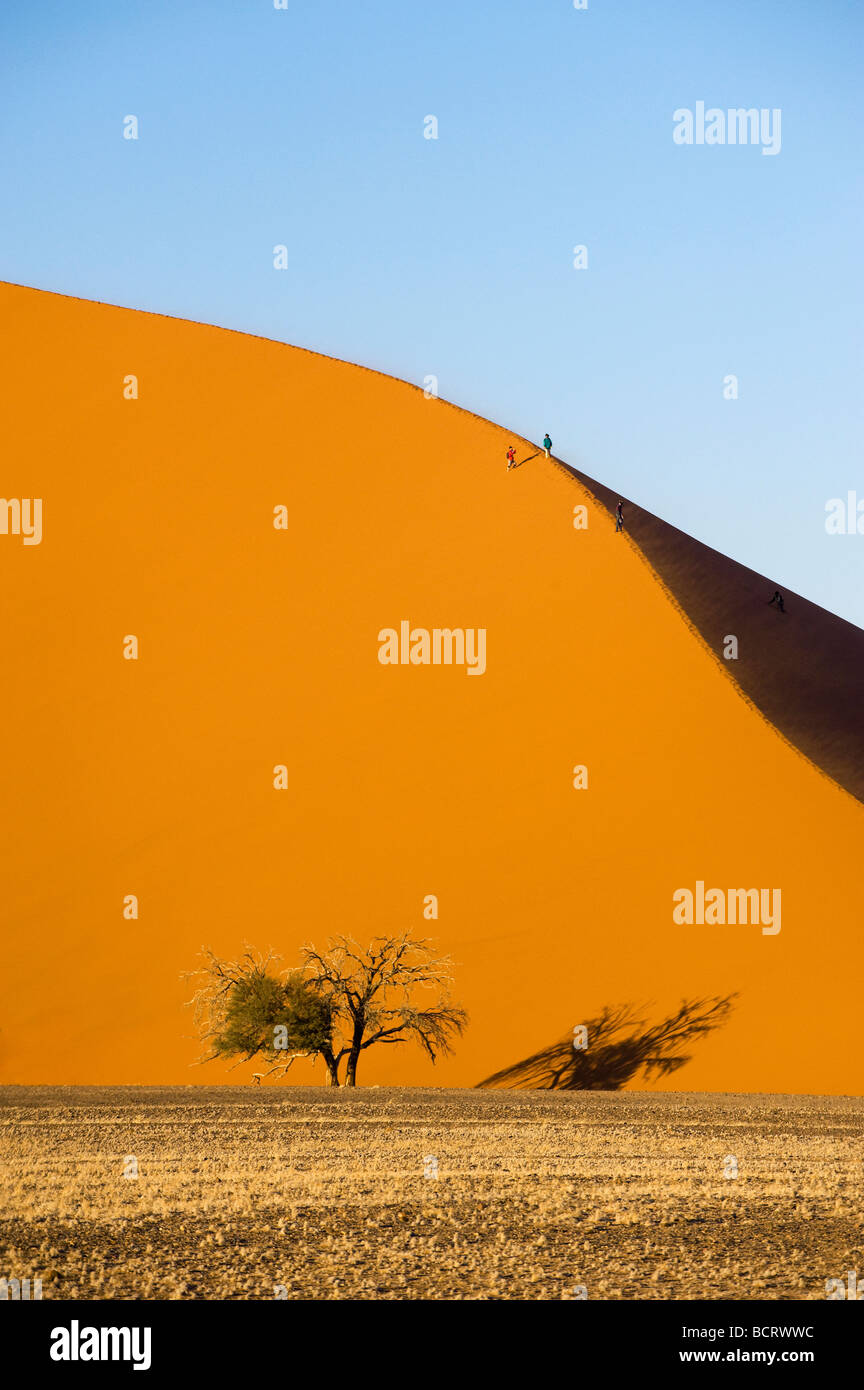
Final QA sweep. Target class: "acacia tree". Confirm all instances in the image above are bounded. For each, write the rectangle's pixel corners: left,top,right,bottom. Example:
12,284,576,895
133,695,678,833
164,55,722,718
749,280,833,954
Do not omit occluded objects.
184,947,341,1083
302,934,468,1086
184,934,467,1087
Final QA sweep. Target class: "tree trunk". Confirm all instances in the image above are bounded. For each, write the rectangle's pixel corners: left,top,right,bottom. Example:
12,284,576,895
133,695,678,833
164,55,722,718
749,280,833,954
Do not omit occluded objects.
344,1050,360,1087
344,1013,364,1087
322,1049,341,1086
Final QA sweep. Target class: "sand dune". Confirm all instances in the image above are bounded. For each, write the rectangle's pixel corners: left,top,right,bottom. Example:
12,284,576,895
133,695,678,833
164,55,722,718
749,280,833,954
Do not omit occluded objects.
0,282,861,1093
564,464,864,804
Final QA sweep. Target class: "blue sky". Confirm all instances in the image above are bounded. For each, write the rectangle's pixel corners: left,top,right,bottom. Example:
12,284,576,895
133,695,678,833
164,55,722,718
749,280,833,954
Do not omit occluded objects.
1,0,861,624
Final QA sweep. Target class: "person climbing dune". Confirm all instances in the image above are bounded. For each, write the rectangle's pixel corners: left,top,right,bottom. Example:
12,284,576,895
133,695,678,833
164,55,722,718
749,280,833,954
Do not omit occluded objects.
506,446,516,470
768,589,786,613
542,433,552,458
615,500,624,532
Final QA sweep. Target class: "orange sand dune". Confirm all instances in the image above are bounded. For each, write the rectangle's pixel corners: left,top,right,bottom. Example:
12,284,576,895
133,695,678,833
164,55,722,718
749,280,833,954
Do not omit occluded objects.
565,466,864,804
0,282,861,1093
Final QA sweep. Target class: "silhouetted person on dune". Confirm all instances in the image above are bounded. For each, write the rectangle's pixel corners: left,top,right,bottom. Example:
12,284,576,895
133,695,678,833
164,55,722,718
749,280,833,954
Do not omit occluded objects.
542,433,552,458
615,500,624,532
768,589,786,613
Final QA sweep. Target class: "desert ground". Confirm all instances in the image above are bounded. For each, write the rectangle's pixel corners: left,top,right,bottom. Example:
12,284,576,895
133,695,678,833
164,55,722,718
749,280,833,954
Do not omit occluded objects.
1,1086,861,1301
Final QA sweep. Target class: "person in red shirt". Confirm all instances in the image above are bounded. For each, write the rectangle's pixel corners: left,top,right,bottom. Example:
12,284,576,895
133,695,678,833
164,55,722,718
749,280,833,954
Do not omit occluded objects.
506,446,516,470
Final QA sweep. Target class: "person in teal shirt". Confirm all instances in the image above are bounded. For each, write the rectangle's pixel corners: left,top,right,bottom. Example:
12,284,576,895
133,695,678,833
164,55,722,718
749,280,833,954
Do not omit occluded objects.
542,433,552,457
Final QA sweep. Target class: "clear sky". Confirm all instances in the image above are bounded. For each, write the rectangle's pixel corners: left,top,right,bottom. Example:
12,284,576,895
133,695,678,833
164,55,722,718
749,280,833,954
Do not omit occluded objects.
1,0,861,625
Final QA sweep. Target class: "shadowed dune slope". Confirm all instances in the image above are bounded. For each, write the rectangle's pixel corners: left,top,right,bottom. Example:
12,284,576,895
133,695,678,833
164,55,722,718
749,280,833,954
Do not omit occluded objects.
0,282,861,1093
559,463,864,804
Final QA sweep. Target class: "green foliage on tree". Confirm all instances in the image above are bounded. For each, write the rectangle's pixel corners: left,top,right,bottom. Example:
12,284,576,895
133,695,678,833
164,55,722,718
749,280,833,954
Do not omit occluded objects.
211,967,334,1065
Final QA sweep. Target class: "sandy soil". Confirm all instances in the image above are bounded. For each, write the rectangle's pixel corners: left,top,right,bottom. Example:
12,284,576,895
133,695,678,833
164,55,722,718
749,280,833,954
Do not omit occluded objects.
2,1086,861,1301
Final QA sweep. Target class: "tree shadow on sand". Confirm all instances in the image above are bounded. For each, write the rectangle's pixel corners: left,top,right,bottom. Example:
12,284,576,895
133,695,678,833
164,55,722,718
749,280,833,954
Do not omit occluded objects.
476,995,737,1091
